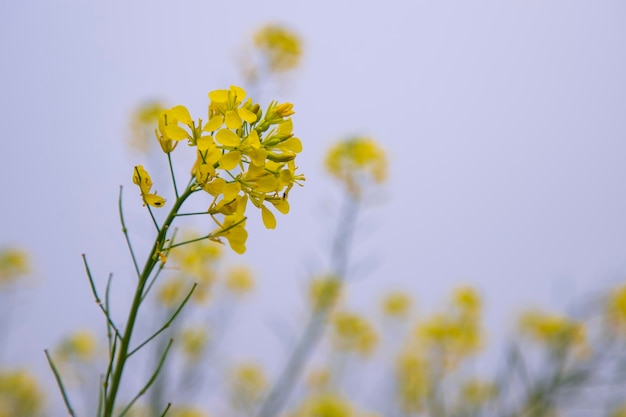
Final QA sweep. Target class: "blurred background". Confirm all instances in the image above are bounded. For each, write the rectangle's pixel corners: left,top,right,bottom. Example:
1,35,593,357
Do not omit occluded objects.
2,0,626,415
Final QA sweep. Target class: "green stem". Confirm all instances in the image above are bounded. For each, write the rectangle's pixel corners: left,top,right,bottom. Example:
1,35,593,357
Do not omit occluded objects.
103,183,195,417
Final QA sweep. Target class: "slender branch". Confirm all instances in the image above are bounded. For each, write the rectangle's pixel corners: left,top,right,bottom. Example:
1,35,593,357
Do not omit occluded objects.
45,349,76,417
159,403,172,417
118,339,174,417
147,205,161,233
104,182,196,417
168,153,179,199
82,255,122,340
128,283,197,357
175,211,211,217
119,186,141,278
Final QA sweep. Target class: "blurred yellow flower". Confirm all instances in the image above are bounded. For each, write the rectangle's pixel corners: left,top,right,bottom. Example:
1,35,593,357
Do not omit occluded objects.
171,407,209,417
157,277,187,308
225,266,255,295
395,350,429,413
606,285,626,333
325,138,387,197
459,379,497,407
381,291,412,318
309,276,343,310
253,24,302,73
0,247,29,287
519,310,586,350
180,327,209,362
306,368,330,392
0,369,45,417
229,363,267,408
128,100,166,153
331,311,378,356
58,330,97,362
294,394,353,417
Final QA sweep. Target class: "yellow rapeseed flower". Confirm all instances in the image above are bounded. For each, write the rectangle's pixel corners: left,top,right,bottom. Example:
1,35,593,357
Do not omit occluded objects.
58,330,97,362
294,394,353,417
180,327,209,362
253,24,302,73
229,363,267,408
395,350,429,413
309,276,343,310
0,247,29,287
325,138,387,197
128,100,166,153
331,312,378,356
132,165,166,208
225,266,255,295
0,369,45,417
519,310,586,350
381,291,412,318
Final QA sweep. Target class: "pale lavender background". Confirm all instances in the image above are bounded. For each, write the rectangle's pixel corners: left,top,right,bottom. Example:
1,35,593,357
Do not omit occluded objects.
1,0,626,411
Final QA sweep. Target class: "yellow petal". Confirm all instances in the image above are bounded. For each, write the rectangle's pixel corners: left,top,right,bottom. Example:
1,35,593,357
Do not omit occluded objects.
261,205,277,229
271,199,290,214
230,85,246,101
277,118,293,135
277,137,302,153
238,107,257,123
144,193,166,208
209,89,229,103
225,110,243,129
203,177,226,196
164,125,190,141
246,130,261,148
215,129,241,147
203,115,224,132
223,181,241,201
256,176,280,192
172,105,192,125
248,149,268,167
196,135,214,151
219,151,242,170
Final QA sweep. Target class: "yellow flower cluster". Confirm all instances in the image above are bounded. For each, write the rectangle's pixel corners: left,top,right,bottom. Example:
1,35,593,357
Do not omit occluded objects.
325,138,387,197
229,363,267,408
415,287,483,368
134,85,305,254
293,394,353,417
606,285,626,333
395,351,429,413
128,100,165,153
519,310,586,350
331,311,378,356
253,24,302,73
0,369,45,417
0,247,29,287
225,266,255,295
180,327,209,362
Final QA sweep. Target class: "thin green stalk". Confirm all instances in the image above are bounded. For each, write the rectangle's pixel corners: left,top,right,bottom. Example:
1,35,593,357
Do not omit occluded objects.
147,205,161,233
167,153,179,199
159,403,172,417
103,183,196,417
83,255,121,340
45,349,76,417
128,283,197,357
118,186,141,278
118,339,174,417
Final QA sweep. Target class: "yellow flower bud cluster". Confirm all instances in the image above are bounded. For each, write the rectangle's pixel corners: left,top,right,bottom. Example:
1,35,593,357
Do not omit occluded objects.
229,363,268,408
325,138,387,197
381,291,412,318
128,100,165,153
292,394,353,417
133,85,305,254
253,24,302,73
57,330,98,362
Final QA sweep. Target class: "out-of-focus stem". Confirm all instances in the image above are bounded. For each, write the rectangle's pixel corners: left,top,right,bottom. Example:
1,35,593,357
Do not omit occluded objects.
256,194,360,417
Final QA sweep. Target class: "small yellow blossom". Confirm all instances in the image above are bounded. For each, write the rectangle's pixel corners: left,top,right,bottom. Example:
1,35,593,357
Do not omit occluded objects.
395,350,429,413
58,330,97,362
331,312,378,356
306,368,330,392
459,379,497,406
325,138,387,197
294,394,353,417
0,369,45,417
157,277,186,308
381,291,412,318
171,407,209,417
229,363,267,408
0,247,29,287
132,165,166,208
128,100,166,153
225,266,255,295
180,327,209,362
606,285,626,333
253,24,302,73
309,276,343,310
519,310,586,350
